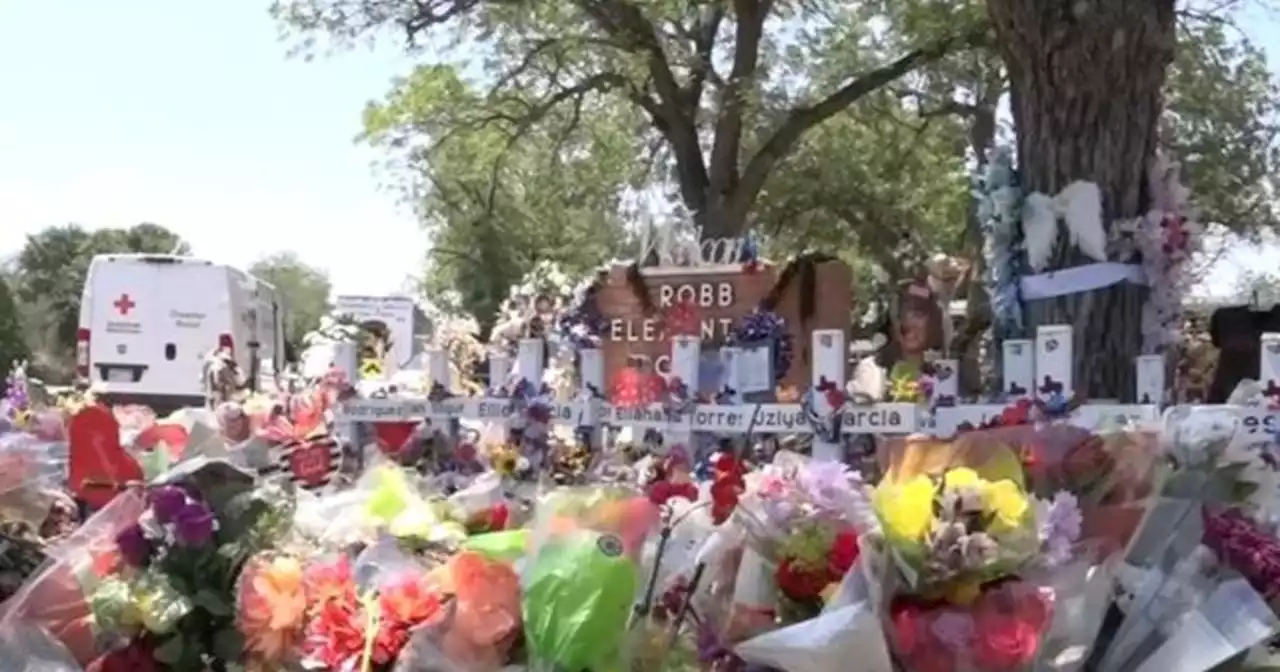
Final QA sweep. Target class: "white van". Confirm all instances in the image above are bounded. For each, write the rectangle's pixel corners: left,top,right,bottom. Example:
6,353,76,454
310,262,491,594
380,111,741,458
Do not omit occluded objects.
76,254,288,410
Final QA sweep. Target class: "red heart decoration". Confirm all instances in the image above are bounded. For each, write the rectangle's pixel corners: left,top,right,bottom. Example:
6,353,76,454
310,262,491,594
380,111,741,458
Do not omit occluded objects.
68,405,142,509
610,367,644,408
288,440,336,489
374,422,419,455
639,373,667,405
663,298,701,337
134,423,190,462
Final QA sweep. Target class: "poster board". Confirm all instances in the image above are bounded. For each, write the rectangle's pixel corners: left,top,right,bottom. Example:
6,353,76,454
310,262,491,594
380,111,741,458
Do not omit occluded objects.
595,260,852,390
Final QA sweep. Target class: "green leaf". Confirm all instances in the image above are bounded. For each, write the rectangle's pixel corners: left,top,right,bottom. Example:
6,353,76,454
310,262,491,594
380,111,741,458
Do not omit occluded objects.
193,589,232,617
153,636,184,665
1217,462,1250,481
213,627,246,662
1232,481,1261,502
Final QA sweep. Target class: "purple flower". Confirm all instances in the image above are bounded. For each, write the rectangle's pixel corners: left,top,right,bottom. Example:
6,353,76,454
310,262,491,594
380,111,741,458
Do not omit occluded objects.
1037,491,1083,568
116,524,152,567
148,485,188,524
172,501,216,546
798,461,862,515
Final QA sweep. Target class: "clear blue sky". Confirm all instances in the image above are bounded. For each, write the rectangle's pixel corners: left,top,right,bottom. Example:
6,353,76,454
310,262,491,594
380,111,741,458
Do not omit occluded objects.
0,0,1276,298
0,0,422,294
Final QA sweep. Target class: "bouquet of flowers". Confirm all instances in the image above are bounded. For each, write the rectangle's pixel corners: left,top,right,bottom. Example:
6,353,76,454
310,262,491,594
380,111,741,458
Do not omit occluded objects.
733,454,869,618
868,437,1085,672
84,459,295,669
522,486,659,671
234,548,521,671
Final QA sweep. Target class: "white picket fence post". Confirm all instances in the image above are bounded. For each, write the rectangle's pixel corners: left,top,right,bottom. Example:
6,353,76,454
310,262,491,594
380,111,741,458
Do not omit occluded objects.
665,335,701,455
578,347,605,447
425,348,450,391
488,353,511,392
1001,339,1033,399
720,346,742,404
811,329,845,462
516,338,545,387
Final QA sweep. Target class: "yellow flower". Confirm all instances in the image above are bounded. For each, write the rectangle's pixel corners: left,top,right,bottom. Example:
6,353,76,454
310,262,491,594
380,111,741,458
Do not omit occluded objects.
491,447,519,476
943,578,984,606
875,475,936,544
943,468,982,491
984,479,1029,531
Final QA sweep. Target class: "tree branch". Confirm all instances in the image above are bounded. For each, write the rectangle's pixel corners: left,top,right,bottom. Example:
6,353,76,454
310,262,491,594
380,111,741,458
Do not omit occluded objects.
707,0,766,211
726,25,988,229
575,0,711,215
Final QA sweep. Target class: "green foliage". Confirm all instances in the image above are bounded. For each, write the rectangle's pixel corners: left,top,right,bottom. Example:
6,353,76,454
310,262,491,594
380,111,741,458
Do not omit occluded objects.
363,64,632,328
1166,14,1280,231
11,222,190,381
1232,268,1280,308
0,276,28,380
248,251,333,350
276,0,1280,317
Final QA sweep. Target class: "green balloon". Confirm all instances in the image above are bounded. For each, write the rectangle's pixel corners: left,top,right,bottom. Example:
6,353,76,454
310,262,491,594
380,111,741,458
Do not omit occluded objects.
461,529,529,561
522,530,639,672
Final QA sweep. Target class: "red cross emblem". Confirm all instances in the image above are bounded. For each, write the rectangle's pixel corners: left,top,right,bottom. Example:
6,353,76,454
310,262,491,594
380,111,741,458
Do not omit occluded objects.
113,294,136,316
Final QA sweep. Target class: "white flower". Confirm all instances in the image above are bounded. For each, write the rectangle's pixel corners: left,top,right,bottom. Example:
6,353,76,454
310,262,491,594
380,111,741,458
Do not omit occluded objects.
1164,406,1237,466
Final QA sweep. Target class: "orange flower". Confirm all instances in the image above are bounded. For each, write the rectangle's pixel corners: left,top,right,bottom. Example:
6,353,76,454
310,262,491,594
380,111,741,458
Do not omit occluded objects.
440,552,522,667
378,576,445,626
304,556,358,613
237,554,307,662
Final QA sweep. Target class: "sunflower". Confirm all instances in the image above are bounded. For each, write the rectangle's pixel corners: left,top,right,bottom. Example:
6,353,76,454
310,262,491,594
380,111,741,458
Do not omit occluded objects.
489,445,521,476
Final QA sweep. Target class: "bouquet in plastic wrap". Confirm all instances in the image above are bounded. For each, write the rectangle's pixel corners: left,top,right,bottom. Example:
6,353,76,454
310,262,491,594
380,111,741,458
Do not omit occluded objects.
522,485,659,671
1096,505,1280,672
2,458,296,669
645,452,886,672
867,436,1086,672
0,490,146,667
233,543,521,671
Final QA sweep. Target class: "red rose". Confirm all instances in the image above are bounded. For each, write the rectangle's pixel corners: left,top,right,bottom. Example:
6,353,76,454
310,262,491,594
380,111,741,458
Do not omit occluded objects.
1013,587,1053,632
488,502,510,530
911,647,957,672
776,558,829,601
647,480,673,505
827,528,860,578
972,614,1040,670
86,639,159,672
888,600,927,655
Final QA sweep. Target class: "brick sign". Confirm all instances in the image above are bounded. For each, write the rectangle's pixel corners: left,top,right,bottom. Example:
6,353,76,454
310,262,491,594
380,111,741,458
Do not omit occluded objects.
597,260,852,390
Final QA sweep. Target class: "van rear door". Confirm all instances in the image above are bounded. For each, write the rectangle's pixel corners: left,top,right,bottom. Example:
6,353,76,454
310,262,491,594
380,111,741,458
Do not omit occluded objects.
87,257,154,389
88,257,222,398
156,261,226,398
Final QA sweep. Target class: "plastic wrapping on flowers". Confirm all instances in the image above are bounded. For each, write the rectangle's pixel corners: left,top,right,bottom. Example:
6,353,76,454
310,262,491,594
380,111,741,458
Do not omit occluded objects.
866,423,1164,672
522,485,659,671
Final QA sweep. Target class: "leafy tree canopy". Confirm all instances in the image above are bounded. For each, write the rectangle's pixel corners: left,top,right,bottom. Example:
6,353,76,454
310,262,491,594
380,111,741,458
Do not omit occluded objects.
275,0,1280,312
0,276,28,386
248,252,333,351
363,65,634,329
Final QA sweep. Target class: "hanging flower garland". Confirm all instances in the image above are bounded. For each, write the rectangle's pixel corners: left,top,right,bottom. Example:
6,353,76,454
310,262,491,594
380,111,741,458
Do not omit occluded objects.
1130,152,1201,354
973,147,1025,335
557,270,609,352
729,309,793,381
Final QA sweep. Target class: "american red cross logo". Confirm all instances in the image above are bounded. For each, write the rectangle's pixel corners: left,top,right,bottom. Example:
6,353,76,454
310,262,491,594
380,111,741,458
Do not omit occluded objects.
113,294,136,316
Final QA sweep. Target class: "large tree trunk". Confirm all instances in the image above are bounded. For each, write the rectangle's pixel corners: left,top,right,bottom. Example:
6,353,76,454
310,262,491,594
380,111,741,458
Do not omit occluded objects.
987,0,1176,400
